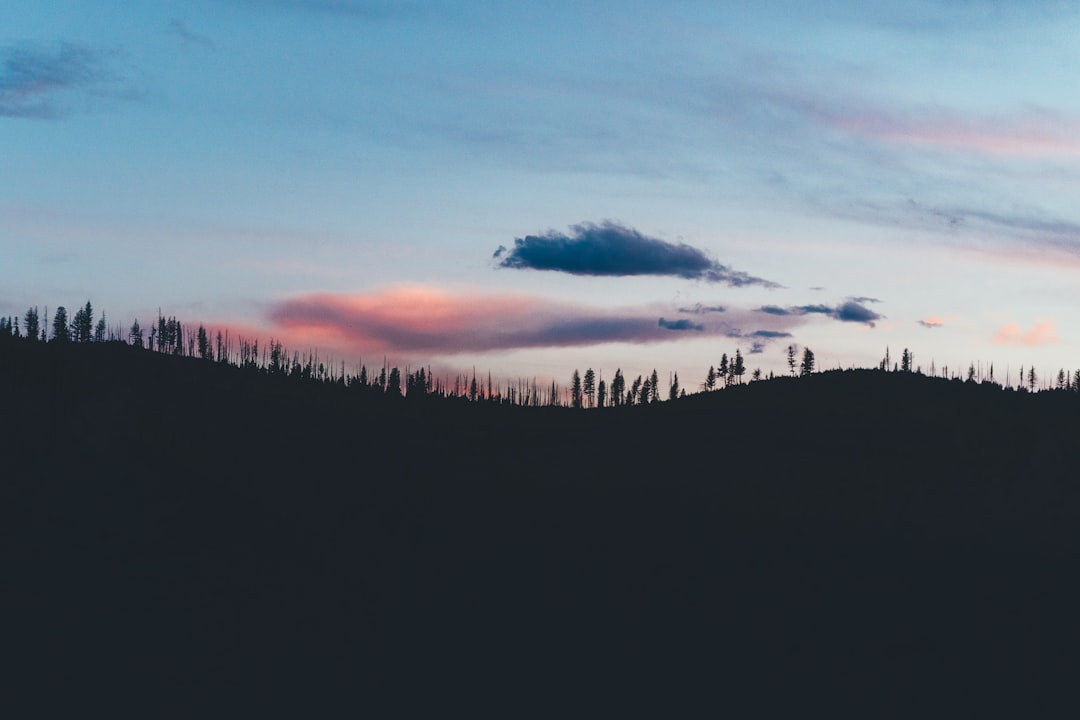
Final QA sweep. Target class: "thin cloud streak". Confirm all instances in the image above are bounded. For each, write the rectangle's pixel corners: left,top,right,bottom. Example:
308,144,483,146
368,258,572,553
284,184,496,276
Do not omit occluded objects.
678,304,726,314
832,107,1080,159
232,0,426,19
494,221,780,288
756,298,883,327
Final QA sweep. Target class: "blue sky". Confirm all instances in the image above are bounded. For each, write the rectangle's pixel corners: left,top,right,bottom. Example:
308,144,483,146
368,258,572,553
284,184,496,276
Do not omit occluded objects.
4,1,1080,387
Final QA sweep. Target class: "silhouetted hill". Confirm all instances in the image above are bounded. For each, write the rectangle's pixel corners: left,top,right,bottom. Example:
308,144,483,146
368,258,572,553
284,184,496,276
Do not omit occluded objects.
3,340,1080,715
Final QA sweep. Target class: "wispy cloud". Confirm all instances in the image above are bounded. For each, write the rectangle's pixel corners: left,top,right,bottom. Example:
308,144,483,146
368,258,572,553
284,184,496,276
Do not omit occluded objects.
723,328,793,354
831,106,1080,159
898,200,1080,259
0,42,123,118
756,298,883,326
233,0,425,19
991,320,1060,347
917,314,961,329
167,19,215,50
678,303,726,314
270,286,752,355
494,222,780,287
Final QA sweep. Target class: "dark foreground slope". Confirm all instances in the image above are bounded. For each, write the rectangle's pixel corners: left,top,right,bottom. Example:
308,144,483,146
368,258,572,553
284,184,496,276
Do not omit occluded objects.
3,340,1080,715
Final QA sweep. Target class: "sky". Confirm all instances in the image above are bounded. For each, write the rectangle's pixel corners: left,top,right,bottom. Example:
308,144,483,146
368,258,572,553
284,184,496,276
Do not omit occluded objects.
4,1,1080,388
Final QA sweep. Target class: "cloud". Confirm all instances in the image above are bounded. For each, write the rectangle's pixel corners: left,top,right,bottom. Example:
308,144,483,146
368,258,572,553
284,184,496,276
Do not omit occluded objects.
658,317,704,332
917,314,959,329
270,286,738,355
494,222,780,287
0,42,123,118
167,19,215,50
233,0,424,19
832,106,1080,159
991,320,1060,347
833,300,882,325
720,328,792,354
902,200,1080,250
755,298,882,327
795,304,836,315
678,303,726,314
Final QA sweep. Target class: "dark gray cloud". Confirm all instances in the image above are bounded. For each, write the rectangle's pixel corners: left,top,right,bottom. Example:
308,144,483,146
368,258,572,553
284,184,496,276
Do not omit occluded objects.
721,328,792,355
756,298,882,326
658,317,704,332
678,303,726,314
759,303,832,316
834,301,882,324
494,222,780,287
0,42,121,118
917,319,942,328
796,304,835,315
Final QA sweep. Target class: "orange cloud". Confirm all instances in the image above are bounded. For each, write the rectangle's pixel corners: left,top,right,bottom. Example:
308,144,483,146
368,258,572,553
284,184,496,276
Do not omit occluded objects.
991,320,1061,347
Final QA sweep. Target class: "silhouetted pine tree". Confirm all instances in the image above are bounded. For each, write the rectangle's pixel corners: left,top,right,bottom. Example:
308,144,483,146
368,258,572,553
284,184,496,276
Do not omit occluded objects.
23,307,40,342
51,306,69,343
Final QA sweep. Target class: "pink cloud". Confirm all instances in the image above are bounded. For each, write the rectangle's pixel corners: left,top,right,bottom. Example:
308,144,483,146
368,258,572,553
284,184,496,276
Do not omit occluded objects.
268,286,720,355
832,108,1080,159
917,314,960,329
991,320,1061,347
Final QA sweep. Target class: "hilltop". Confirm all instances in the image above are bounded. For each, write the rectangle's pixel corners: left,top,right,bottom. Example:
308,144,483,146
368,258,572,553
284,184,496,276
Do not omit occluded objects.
3,338,1080,714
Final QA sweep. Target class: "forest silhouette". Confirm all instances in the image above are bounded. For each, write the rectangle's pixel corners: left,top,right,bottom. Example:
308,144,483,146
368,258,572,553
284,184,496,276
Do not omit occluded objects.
3,307,1080,714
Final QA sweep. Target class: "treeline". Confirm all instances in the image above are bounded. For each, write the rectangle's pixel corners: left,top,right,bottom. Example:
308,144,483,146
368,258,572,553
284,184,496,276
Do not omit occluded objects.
0,302,569,407
875,345,1080,393
5,302,1080,406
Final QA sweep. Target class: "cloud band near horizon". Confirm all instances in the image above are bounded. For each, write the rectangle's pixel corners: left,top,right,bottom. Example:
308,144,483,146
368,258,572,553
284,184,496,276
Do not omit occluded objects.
270,286,742,355
493,221,780,287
